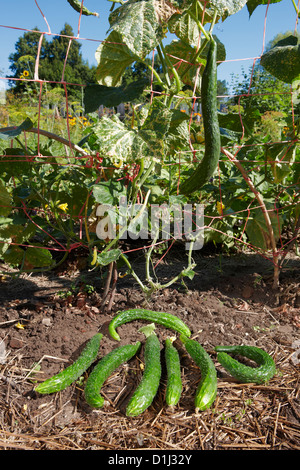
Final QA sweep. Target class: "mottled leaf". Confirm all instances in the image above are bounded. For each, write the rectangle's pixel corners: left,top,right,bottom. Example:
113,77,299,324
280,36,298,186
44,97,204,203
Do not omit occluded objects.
108,0,165,59
260,44,300,84
93,102,175,161
208,0,247,17
95,31,137,87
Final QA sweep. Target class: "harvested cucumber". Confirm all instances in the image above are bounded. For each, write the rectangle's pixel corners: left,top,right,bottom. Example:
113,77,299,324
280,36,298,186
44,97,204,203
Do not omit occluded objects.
35,333,103,394
84,341,141,408
180,335,217,411
126,331,162,417
215,345,276,384
108,308,191,342
164,337,182,407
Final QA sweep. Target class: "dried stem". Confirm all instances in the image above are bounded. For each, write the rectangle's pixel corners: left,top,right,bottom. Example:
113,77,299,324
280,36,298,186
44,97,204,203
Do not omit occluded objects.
222,147,280,288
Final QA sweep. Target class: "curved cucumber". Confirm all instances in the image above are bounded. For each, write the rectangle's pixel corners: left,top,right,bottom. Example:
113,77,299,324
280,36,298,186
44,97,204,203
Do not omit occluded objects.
215,345,276,384
35,333,103,394
180,335,217,411
180,36,220,195
84,341,141,408
108,308,191,342
126,333,162,417
164,338,182,407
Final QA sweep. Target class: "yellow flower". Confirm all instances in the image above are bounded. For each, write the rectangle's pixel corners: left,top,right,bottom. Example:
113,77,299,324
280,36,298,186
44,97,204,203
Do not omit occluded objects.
23,70,29,77
113,157,123,168
58,203,68,212
15,322,25,330
217,201,225,215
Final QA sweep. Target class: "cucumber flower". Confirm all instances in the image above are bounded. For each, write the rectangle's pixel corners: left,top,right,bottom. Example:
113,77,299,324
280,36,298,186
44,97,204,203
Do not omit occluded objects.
216,201,225,215
58,203,68,213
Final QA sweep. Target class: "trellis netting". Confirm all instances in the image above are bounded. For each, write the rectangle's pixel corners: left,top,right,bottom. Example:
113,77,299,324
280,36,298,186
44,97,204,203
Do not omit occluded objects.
0,0,299,292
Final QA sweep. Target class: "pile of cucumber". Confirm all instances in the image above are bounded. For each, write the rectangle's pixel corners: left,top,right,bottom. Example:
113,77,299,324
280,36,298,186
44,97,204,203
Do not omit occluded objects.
34,308,276,416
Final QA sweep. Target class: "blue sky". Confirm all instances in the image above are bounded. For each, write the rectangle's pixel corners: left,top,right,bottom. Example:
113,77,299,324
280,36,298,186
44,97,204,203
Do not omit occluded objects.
0,0,299,91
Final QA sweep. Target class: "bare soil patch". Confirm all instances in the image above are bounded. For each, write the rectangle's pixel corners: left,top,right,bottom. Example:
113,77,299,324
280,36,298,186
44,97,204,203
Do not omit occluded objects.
0,251,299,450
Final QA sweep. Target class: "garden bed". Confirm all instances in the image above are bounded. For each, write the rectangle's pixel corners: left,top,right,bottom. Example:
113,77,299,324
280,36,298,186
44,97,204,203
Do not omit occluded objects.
0,251,299,450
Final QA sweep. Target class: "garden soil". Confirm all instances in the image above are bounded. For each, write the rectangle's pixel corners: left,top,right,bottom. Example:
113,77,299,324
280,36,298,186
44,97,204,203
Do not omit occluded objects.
0,249,299,450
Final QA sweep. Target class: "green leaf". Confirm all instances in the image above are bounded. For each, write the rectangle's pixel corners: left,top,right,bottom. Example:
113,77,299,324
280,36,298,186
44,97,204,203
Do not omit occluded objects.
165,108,190,151
220,127,242,143
268,143,296,183
0,148,32,176
138,323,156,338
0,217,13,226
0,224,23,243
247,0,282,17
84,78,149,113
0,181,12,217
292,79,300,108
24,246,53,268
260,44,300,84
218,108,260,134
182,269,195,280
168,10,201,47
207,0,247,18
108,0,165,59
165,35,225,91
245,205,282,252
1,246,24,266
95,31,137,87
96,248,122,266
0,118,33,140
93,180,126,206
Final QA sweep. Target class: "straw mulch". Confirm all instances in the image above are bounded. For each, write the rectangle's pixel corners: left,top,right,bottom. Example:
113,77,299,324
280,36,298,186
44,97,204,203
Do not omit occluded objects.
0,344,299,450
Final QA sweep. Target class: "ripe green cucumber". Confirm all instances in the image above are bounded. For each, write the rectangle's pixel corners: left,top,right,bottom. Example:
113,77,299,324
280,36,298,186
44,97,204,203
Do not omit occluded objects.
215,345,276,384
35,333,103,394
84,341,141,408
108,308,191,342
180,335,217,411
164,338,182,407
180,36,220,195
126,333,162,417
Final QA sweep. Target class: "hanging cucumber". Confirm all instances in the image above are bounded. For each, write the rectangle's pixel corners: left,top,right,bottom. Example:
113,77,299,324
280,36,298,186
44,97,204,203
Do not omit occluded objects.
84,341,141,408
180,36,220,195
180,335,217,411
215,345,276,384
108,308,191,342
66,0,99,17
164,337,182,407
126,326,162,417
35,333,103,394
